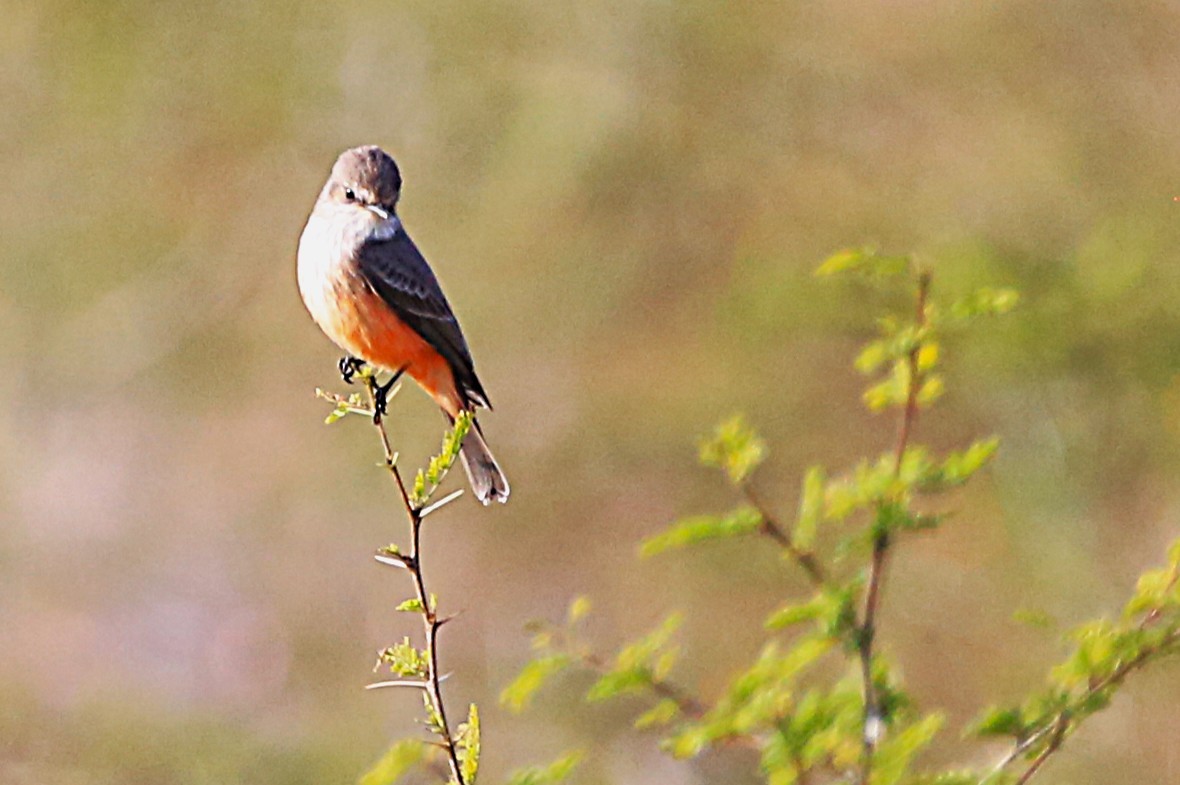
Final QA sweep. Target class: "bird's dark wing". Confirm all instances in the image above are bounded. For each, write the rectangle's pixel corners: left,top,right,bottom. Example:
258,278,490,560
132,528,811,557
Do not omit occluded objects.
355,227,491,409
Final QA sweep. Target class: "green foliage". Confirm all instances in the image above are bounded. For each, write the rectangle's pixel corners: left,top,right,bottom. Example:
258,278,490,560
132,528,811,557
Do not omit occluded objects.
871,713,944,785
502,264,1028,785
502,597,594,712
699,415,766,485
635,698,681,730
504,752,584,785
793,466,826,551
456,704,480,785
500,654,572,713
376,638,428,679
567,596,592,625
816,247,910,279
765,584,859,639
926,439,1000,490
410,412,473,507
949,287,1020,320
357,739,427,785
586,614,683,702
500,262,1179,785
969,535,1180,765
639,507,763,557
321,390,370,424
668,638,836,759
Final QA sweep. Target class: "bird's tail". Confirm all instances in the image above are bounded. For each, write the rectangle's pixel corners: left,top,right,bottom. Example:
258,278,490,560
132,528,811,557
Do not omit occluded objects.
458,420,509,505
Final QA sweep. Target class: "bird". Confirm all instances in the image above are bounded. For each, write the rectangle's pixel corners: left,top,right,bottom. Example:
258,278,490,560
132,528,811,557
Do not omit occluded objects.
297,145,509,505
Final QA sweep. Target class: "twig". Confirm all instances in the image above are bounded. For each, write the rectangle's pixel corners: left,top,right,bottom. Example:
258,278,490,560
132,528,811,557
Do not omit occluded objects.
1011,714,1068,785
994,626,1180,784
580,651,706,719
360,377,467,785
578,651,762,751
856,271,931,785
742,485,829,587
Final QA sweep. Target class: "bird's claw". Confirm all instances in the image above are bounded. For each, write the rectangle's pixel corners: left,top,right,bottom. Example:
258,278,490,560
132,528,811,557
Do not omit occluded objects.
339,356,365,385
371,366,409,426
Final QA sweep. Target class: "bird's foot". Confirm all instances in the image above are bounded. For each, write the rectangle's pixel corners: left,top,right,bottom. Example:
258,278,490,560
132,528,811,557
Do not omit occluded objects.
339,356,365,385
371,365,409,425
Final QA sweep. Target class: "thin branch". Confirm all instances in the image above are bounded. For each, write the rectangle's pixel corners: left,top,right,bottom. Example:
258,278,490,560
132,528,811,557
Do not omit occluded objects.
360,377,467,785
580,651,705,719
995,626,1180,784
578,651,762,751
856,270,931,785
1011,714,1069,785
742,485,829,587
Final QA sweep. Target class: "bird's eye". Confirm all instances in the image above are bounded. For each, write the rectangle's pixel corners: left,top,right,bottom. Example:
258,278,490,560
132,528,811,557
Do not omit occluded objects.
343,187,356,201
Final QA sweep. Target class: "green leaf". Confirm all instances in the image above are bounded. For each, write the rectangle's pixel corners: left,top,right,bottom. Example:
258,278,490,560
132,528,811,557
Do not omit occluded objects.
505,751,584,785
567,596,592,625
409,412,473,507
585,668,650,702
1168,537,1180,569
916,341,939,372
917,374,945,406
357,739,426,785
794,466,825,550
635,698,681,730
421,692,444,735
640,507,763,557
824,455,901,521
376,638,429,679
969,706,1028,739
457,704,480,785
587,614,684,702
856,340,891,375
1050,619,1118,690
699,415,766,484
766,586,857,638
871,713,944,785
1124,568,1179,618
766,598,827,630
665,638,838,761
928,438,1000,489
863,361,910,412
950,287,1020,320
1012,608,1058,630
816,247,910,278
856,325,927,376
617,614,683,671
760,731,798,785
395,598,424,613
318,391,369,425
499,654,571,712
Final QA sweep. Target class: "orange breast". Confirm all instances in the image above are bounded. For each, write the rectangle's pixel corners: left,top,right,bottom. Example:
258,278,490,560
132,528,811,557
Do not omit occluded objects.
317,270,464,417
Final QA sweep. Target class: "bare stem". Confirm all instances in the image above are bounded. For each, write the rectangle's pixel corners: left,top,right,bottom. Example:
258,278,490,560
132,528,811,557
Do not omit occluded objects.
362,378,467,785
856,271,931,785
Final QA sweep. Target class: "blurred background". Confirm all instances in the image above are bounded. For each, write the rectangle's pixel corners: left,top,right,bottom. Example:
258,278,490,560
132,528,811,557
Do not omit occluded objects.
3,0,1180,782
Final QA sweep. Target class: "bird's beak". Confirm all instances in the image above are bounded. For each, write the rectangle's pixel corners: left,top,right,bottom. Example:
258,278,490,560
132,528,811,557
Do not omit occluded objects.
366,204,390,221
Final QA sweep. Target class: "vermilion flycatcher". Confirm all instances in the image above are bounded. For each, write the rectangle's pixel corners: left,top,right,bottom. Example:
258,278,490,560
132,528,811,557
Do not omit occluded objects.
297,145,510,504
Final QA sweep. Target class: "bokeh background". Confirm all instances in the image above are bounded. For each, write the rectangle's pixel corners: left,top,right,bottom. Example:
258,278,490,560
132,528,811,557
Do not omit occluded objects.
3,1,1180,782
